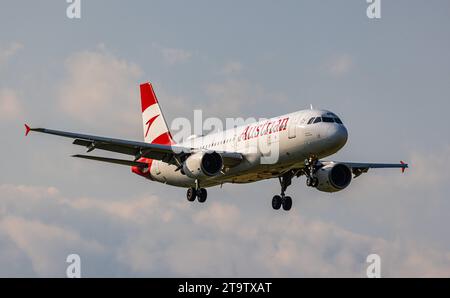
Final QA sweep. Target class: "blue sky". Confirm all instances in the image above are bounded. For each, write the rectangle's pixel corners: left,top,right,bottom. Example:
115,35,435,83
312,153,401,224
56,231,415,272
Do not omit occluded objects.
0,0,449,277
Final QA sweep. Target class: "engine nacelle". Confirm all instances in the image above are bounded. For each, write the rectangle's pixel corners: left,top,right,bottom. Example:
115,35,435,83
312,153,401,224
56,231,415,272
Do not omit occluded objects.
182,152,223,179
315,163,352,193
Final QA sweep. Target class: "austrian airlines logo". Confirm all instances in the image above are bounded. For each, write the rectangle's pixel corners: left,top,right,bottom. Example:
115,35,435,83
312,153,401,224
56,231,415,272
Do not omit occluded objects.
145,114,160,138
239,117,289,141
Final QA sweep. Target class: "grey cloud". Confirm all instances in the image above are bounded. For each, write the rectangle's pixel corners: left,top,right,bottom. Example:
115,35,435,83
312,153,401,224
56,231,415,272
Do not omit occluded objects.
57,47,143,135
152,43,193,66
1,166,450,278
220,62,243,75
1,0,450,278
0,88,23,121
324,54,354,77
204,79,288,119
0,42,23,66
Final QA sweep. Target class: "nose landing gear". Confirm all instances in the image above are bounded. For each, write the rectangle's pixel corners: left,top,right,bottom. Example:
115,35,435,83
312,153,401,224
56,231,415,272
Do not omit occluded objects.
304,156,319,188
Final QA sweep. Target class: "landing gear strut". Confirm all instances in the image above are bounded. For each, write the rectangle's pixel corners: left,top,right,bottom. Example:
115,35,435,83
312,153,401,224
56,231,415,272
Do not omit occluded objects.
304,156,319,188
271,156,321,211
186,180,208,203
272,172,294,211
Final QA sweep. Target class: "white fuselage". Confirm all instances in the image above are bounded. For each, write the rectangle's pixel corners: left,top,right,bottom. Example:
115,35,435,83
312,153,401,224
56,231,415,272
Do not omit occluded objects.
148,109,348,188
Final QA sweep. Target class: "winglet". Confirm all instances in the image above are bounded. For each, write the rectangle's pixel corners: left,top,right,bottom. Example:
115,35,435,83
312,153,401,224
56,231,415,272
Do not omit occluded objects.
400,160,408,173
24,124,31,136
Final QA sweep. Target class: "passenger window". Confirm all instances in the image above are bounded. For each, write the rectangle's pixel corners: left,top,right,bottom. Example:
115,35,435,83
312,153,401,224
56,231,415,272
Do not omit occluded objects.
322,117,334,123
307,117,315,124
313,117,322,123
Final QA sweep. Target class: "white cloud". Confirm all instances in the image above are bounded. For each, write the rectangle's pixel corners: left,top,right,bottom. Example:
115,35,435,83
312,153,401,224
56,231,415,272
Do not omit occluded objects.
0,42,23,65
0,184,58,200
326,54,353,77
204,79,287,117
0,88,23,121
162,48,192,65
147,82,192,118
0,216,104,277
403,147,450,187
205,79,256,116
193,202,240,233
152,43,192,66
64,195,175,225
220,62,243,75
1,180,450,277
57,47,142,134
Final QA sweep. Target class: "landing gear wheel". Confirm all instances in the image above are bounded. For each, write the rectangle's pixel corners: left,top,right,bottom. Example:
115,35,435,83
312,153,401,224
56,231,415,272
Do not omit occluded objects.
272,195,282,210
197,188,207,203
282,196,292,211
186,187,196,202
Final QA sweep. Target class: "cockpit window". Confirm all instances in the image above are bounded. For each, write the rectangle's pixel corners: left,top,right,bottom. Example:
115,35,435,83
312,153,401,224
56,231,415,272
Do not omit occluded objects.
322,117,334,123
307,117,315,124
313,117,322,124
334,118,343,124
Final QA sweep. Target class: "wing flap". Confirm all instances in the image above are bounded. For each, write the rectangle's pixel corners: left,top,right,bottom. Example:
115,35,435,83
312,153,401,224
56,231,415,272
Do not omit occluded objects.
72,154,148,168
73,139,139,155
28,126,188,164
26,125,248,168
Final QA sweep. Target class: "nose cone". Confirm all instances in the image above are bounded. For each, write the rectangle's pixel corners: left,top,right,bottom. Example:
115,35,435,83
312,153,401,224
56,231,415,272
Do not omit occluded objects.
328,124,348,149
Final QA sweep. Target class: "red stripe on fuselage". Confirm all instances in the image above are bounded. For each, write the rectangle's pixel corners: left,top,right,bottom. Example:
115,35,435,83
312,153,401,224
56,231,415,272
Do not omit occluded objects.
132,132,173,177
131,158,153,178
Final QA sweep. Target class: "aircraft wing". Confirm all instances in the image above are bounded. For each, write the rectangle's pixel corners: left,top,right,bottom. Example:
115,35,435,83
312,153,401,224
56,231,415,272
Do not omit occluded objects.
25,124,243,167
321,160,408,177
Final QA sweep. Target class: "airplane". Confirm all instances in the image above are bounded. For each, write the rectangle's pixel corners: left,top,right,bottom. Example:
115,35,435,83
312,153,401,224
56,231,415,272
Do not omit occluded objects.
25,82,408,211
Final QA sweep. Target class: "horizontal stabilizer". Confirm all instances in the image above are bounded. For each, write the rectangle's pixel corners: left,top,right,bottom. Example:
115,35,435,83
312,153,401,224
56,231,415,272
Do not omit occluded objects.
72,154,148,168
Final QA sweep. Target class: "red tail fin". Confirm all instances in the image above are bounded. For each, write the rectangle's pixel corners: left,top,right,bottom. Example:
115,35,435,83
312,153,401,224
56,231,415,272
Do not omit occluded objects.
140,82,175,145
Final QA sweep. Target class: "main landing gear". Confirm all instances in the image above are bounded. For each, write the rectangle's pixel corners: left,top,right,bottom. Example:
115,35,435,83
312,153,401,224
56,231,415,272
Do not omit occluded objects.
271,156,320,212
186,180,207,203
272,172,294,211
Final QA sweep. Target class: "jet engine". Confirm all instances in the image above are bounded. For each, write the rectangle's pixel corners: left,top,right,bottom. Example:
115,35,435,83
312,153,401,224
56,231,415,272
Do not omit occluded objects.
182,152,223,179
315,163,352,193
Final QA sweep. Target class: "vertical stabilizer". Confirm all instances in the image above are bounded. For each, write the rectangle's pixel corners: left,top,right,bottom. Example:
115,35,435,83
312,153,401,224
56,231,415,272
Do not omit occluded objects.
140,82,175,145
